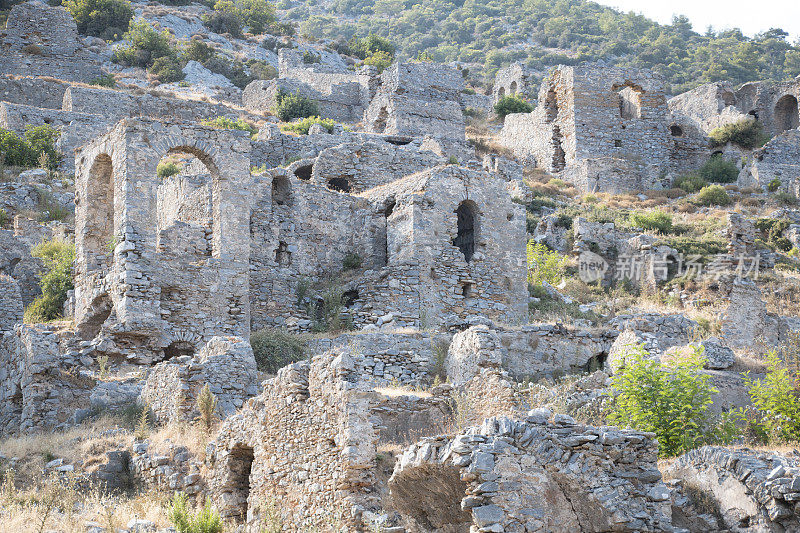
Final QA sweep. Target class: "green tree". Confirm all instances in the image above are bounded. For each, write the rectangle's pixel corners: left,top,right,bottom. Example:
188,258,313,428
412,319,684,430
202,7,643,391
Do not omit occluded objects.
62,0,133,40
745,351,800,443
609,345,718,457
494,94,533,118
212,0,275,34
24,239,75,323
112,19,175,68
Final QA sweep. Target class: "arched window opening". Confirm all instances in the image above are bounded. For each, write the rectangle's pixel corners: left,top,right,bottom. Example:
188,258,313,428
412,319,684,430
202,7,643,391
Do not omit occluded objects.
774,95,799,133
497,87,505,100
720,91,736,107
509,81,517,94
272,175,290,205
670,124,683,137
164,340,194,360
85,153,114,272
453,201,478,263
327,177,351,193
275,241,291,265
617,84,643,120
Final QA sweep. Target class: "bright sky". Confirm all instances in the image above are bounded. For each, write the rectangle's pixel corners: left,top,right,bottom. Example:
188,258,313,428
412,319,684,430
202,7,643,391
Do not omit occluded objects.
594,0,800,42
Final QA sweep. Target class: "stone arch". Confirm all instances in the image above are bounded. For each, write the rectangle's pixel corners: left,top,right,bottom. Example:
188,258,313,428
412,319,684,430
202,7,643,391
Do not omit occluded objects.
373,106,389,134
272,175,290,206
154,138,221,179
774,94,799,133
85,153,115,272
615,82,644,120
453,200,479,263
509,81,517,94
497,86,506,100
294,164,313,180
163,340,195,360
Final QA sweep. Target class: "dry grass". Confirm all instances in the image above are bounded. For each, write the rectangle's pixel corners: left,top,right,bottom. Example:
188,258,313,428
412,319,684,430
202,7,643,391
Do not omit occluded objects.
146,420,211,462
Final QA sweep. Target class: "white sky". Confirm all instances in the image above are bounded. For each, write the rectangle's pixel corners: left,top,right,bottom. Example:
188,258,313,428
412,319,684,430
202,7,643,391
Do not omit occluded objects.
594,0,800,42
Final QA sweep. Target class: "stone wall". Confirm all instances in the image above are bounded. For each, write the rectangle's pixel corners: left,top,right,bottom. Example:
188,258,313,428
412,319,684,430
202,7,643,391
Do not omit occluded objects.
363,62,466,143
0,1,103,82
389,414,672,532
493,62,536,104
500,64,706,192
74,119,253,358
0,75,71,110
739,129,800,192
131,439,205,497
0,275,23,335
667,446,800,532
140,336,259,424
0,229,42,306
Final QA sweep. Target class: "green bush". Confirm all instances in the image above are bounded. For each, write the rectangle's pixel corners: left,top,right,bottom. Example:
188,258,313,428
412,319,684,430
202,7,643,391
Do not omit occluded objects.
0,208,7,227
168,492,223,533
112,19,175,68
745,351,800,443
697,155,739,183
527,240,566,286
709,118,769,149
0,125,60,169
494,94,533,118
360,50,393,72
89,73,117,88
24,239,75,323
209,0,275,35
202,10,242,37
63,0,132,39
157,160,181,178
149,55,185,83
201,116,258,136
754,218,793,252
628,210,673,233
348,33,395,60
250,328,307,373
280,116,337,135
768,178,782,192
274,90,319,122
775,191,799,206
658,235,727,260
673,174,708,193
693,185,732,207
609,345,720,458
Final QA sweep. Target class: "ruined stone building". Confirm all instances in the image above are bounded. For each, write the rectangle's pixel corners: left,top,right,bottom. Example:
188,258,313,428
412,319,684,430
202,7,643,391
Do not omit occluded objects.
492,62,537,103
243,48,377,123
69,111,526,361
669,77,800,137
499,64,708,193
0,1,103,82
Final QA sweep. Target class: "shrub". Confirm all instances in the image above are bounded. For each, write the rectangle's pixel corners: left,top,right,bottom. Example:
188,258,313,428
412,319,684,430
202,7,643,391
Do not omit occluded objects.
754,218,793,252
628,210,673,233
250,328,307,373
274,90,319,122
494,94,533,118
745,351,800,443
768,177,782,192
157,159,181,178
280,116,337,135
202,10,241,37
195,383,217,432
302,50,320,64
0,208,7,227
361,50,393,72
24,239,75,323
697,155,739,183
709,118,769,149
310,285,352,333
775,191,799,206
149,55,185,83
210,0,275,35
168,492,223,533
342,252,362,270
89,73,116,88
201,116,258,136
112,19,175,69
0,125,60,169
609,345,718,458
63,0,133,39
527,240,566,286
674,174,708,193
348,33,395,60
693,185,732,207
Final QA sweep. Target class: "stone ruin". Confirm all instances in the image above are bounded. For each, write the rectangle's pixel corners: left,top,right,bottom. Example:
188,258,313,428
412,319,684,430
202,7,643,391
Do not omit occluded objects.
492,62,536,104
499,64,709,192
0,1,103,82
206,336,670,532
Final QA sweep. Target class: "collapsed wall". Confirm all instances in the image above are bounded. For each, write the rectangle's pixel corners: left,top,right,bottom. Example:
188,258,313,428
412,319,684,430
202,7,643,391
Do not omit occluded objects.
140,336,259,424
390,414,673,532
